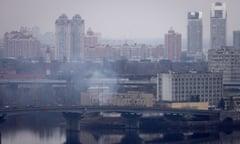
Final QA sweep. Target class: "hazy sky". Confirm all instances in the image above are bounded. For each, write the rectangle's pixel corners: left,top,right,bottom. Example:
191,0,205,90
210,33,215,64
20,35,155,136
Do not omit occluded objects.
1,0,240,41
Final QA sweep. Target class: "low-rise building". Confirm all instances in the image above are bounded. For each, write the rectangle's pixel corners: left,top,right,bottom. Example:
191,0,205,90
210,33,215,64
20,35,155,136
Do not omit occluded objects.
80,86,112,106
108,91,154,107
80,87,154,107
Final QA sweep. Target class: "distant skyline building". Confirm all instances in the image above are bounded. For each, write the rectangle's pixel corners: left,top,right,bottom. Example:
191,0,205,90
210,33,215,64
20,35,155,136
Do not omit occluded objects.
84,28,99,49
210,2,227,49
3,30,41,58
233,30,240,49
164,28,182,61
187,11,203,56
55,14,84,62
55,14,70,61
70,14,85,61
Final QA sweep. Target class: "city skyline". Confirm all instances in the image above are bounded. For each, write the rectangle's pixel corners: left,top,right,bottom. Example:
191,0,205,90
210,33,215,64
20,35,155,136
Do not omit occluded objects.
1,0,240,43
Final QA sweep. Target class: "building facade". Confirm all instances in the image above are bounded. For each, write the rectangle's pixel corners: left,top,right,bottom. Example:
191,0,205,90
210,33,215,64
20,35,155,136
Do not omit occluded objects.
210,2,227,49
164,29,182,61
224,95,240,111
84,28,99,49
233,31,240,49
80,87,154,107
3,31,41,58
84,44,164,62
55,14,84,62
158,72,223,106
70,14,85,61
187,11,203,56
208,46,240,83
55,14,70,61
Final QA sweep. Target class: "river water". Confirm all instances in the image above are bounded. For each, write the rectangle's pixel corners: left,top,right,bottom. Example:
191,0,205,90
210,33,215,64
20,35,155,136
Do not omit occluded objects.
1,112,240,144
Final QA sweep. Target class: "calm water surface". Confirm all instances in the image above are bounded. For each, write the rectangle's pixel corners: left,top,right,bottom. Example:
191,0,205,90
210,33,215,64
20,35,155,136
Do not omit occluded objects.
1,113,240,144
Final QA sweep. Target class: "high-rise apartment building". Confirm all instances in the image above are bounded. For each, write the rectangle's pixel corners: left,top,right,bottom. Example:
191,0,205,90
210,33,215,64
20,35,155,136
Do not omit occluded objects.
3,31,40,58
187,11,203,56
233,31,240,49
55,14,70,61
208,46,240,83
55,14,84,62
70,14,85,61
210,2,227,49
164,29,182,61
158,72,223,106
